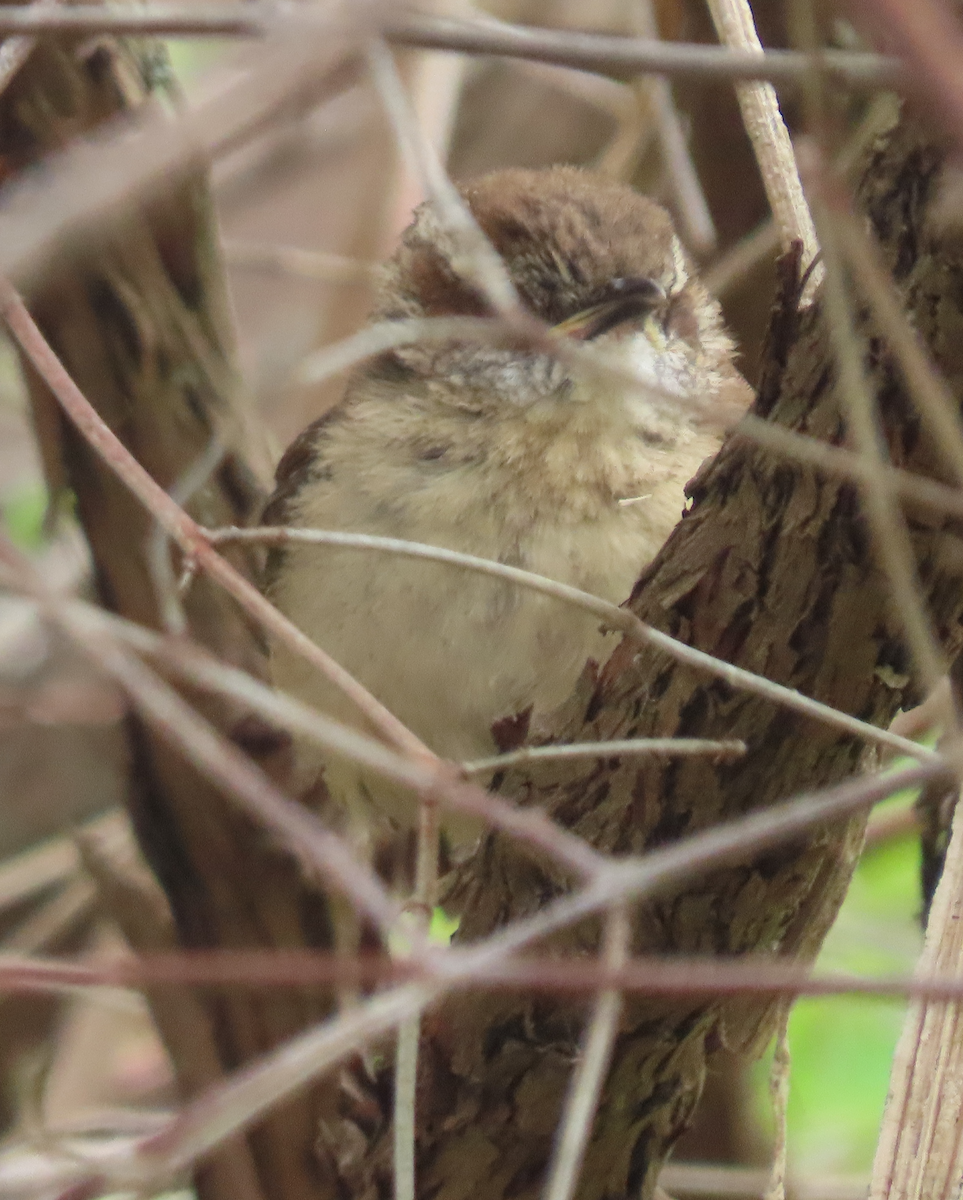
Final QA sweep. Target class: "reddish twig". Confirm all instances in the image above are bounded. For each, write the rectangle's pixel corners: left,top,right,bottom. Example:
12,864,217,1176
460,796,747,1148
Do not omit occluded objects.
0,283,432,763
6,946,963,1001
0,537,400,933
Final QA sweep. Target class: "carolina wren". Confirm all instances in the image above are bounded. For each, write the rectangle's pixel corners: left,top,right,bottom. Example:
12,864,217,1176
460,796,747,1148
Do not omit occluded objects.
264,166,742,849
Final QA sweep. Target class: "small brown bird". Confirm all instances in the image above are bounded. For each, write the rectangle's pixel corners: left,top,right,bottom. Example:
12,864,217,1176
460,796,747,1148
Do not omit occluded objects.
264,166,742,849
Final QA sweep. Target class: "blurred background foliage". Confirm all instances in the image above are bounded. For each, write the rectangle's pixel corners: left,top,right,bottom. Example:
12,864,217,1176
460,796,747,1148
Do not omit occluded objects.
757,806,921,1176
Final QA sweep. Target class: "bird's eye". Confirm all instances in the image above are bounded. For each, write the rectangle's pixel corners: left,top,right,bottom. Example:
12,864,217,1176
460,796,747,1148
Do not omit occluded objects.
607,277,665,305
553,276,667,341
589,279,666,340
581,300,652,340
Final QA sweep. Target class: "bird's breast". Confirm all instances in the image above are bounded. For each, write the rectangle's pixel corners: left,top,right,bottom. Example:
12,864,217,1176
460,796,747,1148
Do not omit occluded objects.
267,390,718,837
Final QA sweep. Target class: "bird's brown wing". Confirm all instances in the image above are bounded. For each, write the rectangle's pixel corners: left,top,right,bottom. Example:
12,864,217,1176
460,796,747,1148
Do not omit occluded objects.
260,405,342,594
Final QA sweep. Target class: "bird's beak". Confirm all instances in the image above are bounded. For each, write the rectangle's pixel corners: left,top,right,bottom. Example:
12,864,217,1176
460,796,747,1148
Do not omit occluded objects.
552,303,619,341
551,280,667,343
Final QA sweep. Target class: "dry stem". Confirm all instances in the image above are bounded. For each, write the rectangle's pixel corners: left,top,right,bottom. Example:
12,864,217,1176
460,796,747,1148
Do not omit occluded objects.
804,164,945,689
704,0,820,287
10,947,963,1004
209,526,942,765
542,907,631,1200
869,783,963,1200
0,7,902,87
0,756,936,1197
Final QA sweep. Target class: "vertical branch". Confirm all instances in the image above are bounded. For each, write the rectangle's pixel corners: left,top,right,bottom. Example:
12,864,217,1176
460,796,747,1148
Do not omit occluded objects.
380,0,470,251
762,1015,791,1200
704,0,820,282
393,802,440,1200
834,206,963,491
630,0,717,254
541,907,630,1200
807,187,945,689
869,790,963,1200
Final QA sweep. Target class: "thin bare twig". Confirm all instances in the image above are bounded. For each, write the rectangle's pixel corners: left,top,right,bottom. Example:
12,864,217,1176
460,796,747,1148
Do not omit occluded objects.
870,779,963,1200
12,946,963,1003
832,205,963,491
209,525,944,765
0,878,95,957
704,0,820,286
629,0,716,253
49,601,401,934
659,1161,867,1200
296,314,520,386
379,0,471,252
147,435,226,636
701,93,897,297
542,906,630,1200
703,220,781,296
763,1014,791,1200
144,981,436,1179
393,797,441,1200
594,88,659,182
393,1003,423,1200
79,601,605,880
0,8,901,87
802,160,945,690
0,1144,864,1200
294,303,707,434
1,758,940,1196
0,19,370,284
505,57,634,122
367,40,525,322
865,801,918,847
0,282,435,765
0,810,128,916
223,239,379,284
0,538,399,934
394,673,445,1200
470,759,944,973
738,415,963,522
461,739,746,774
383,12,902,88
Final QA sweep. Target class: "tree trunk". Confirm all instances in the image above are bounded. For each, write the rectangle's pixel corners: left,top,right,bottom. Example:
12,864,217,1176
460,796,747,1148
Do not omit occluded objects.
3,35,335,1200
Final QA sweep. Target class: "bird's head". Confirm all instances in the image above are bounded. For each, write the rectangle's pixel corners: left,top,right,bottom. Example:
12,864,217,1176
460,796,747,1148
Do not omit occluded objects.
372,165,736,424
